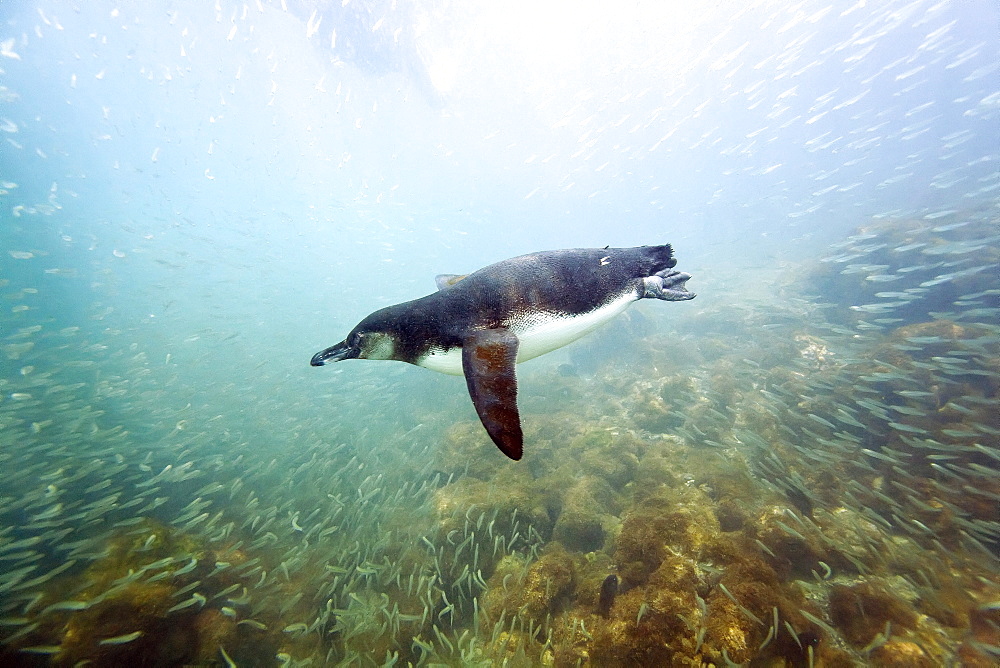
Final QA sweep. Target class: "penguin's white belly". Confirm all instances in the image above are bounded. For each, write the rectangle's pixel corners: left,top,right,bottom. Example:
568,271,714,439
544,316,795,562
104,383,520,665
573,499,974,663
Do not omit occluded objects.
417,291,638,376
513,291,638,362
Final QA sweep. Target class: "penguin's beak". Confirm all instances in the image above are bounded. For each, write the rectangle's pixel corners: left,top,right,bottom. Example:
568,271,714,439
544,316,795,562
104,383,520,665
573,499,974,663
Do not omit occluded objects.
310,341,357,366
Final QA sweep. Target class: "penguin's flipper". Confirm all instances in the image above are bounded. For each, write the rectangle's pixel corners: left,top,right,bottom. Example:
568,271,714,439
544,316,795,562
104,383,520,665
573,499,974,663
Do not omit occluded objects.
461,329,523,460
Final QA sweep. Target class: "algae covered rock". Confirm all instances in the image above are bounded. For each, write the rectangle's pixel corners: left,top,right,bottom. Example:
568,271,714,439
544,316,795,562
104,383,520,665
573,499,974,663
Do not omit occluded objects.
483,545,576,628
589,552,702,666
828,580,918,648
613,487,719,589
552,477,617,553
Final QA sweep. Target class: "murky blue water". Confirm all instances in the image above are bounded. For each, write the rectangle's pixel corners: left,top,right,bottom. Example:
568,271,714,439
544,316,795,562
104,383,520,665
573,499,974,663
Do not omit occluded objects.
1,1,998,666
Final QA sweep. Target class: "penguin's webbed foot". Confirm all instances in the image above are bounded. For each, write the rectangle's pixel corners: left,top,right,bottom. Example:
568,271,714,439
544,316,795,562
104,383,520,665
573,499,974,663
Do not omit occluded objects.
643,270,695,301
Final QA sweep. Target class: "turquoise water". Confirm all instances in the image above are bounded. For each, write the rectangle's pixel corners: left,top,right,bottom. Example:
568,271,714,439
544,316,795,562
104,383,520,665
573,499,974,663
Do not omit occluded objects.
1,1,998,666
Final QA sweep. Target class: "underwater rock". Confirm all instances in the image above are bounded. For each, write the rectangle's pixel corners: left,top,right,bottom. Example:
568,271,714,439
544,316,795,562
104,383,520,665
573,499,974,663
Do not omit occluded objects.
0,517,285,667
57,582,182,666
754,506,825,579
829,580,917,648
431,472,553,543
871,638,935,667
703,561,783,664
568,552,617,613
629,448,683,497
552,477,616,553
573,430,641,490
437,421,509,480
551,508,607,555
628,374,695,434
483,545,576,629
813,506,894,575
191,608,239,664
628,392,680,434
588,552,700,665
714,497,748,532
613,487,719,589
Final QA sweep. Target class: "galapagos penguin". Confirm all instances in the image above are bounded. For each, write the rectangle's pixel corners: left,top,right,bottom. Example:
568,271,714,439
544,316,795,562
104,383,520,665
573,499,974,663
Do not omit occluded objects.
311,245,695,460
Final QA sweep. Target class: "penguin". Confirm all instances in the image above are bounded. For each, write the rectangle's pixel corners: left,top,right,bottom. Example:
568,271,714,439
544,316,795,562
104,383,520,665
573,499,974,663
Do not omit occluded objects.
311,245,695,460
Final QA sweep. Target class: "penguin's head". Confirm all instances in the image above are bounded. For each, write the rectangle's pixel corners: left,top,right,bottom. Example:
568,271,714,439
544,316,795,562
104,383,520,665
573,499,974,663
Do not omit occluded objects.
310,326,397,366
